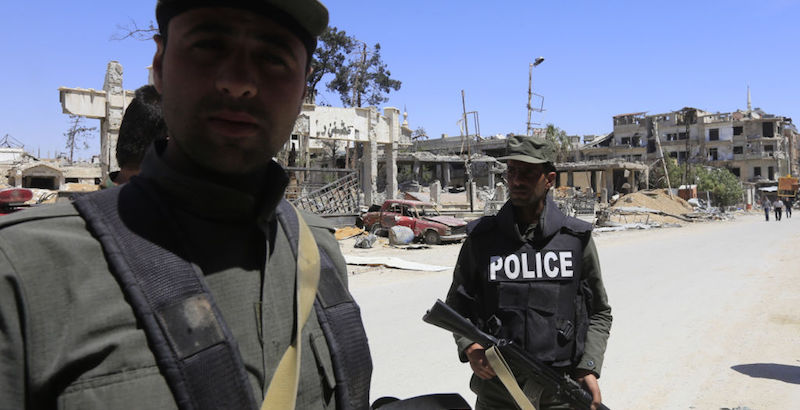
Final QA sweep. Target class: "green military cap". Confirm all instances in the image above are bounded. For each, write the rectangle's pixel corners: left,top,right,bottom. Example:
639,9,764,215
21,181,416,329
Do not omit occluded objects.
498,134,555,164
156,0,329,55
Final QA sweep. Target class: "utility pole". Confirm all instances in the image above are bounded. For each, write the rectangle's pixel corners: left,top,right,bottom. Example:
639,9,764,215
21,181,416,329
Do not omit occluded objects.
653,119,674,198
526,57,545,136
462,90,474,213
682,108,693,187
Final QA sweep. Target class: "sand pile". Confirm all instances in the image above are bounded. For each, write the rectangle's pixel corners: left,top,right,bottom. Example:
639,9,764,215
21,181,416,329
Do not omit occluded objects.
612,189,693,215
608,189,694,225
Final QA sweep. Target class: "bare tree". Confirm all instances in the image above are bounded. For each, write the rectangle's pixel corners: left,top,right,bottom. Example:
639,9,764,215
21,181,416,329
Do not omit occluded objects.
111,19,158,42
412,127,428,141
64,115,96,164
320,139,340,168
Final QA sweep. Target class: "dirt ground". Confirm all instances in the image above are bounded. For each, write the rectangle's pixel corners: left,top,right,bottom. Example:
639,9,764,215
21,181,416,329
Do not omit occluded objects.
340,211,800,409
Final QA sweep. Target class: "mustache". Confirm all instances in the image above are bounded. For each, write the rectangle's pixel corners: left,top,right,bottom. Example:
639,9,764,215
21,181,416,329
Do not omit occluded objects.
198,95,266,119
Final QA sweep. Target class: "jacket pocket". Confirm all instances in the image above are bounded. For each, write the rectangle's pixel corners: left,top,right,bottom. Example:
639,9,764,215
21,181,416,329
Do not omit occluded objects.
59,366,177,410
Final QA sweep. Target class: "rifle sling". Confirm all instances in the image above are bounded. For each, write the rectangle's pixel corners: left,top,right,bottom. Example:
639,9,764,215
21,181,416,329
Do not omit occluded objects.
486,346,537,410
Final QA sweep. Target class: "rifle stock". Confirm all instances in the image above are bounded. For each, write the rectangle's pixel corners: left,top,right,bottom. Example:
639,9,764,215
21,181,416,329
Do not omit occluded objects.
423,299,610,410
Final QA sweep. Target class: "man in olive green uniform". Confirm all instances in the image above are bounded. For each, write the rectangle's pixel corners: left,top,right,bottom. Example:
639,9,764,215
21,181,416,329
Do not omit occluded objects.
0,1,362,409
445,135,612,409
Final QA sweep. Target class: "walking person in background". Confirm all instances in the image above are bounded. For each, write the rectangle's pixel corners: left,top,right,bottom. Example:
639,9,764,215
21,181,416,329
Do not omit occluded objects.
773,197,785,221
763,197,771,221
785,197,793,218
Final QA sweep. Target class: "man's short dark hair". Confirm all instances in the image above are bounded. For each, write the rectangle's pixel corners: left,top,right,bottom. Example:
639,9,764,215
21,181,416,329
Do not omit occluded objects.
117,85,166,169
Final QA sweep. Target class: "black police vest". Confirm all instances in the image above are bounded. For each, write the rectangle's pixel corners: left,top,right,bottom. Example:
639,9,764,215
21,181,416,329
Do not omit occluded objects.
469,199,592,368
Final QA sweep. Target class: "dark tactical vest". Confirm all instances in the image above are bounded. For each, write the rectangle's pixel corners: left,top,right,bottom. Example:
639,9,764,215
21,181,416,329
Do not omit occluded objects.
467,195,592,368
73,179,372,410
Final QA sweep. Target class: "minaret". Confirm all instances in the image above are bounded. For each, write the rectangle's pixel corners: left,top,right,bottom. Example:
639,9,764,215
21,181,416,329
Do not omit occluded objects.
747,84,752,112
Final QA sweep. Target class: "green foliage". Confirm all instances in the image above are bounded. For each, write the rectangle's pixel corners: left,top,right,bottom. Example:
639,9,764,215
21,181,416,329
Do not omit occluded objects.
544,124,572,162
650,156,683,189
694,166,744,207
307,27,356,104
328,43,401,107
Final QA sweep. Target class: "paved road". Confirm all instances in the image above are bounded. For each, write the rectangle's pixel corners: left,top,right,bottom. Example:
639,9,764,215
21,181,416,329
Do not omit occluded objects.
345,212,800,408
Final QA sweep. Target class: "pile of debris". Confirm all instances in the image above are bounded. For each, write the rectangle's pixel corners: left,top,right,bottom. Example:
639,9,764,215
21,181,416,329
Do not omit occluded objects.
597,189,695,230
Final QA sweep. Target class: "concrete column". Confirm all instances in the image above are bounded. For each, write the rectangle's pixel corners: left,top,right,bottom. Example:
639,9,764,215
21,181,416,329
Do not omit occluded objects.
436,164,442,182
628,169,636,192
488,170,495,188
605,167,615,196
384,108,400,199
443,164,452,187
101,61,126,181
413,160,421,181
430,180,441,204
643,168,650,189
567,171,574,187
363,110,379,205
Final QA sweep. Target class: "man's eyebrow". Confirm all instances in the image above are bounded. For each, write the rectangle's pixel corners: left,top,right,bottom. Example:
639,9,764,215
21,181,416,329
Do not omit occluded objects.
254,33,298,59
183,22,298,59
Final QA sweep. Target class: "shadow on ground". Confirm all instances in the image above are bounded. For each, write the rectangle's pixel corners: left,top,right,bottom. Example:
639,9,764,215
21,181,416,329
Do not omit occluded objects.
731,363,800,384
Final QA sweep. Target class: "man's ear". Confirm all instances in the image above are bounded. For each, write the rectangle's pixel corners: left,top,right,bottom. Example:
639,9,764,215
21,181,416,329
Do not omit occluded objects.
545,171,557,188
152,35,165,93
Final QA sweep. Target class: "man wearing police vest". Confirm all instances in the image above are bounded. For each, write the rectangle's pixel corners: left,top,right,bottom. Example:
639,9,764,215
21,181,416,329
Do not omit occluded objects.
445,134,612,410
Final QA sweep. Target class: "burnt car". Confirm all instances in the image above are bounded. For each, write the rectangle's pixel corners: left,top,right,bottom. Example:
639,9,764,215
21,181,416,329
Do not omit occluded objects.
360,199,467,244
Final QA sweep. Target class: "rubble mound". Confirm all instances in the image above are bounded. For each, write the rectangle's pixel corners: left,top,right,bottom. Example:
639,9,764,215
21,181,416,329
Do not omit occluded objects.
604,189,694,226
611,189,693,215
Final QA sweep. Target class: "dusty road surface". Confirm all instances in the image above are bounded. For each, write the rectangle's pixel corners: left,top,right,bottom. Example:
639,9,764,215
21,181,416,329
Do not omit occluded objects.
341,211,800,409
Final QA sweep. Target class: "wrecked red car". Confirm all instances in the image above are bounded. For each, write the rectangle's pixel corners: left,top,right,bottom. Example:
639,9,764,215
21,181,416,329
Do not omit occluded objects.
359,199,467,245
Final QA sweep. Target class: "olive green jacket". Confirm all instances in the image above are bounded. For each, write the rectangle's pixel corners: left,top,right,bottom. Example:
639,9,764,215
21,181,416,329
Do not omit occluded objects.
0,146,346,409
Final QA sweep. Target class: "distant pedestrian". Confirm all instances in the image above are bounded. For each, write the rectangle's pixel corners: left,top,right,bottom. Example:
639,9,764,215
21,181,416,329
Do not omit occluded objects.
773,198,785,221
785,198,793,218
763,198,771,221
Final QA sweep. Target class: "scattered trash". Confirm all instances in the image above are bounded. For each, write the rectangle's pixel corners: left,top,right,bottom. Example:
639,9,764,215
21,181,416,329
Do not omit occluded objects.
354,234,377,249
344,255,452,272
392,244,431,250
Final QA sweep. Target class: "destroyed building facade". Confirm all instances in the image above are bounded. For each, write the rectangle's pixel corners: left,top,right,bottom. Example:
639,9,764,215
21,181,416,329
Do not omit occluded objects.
580,106,799,184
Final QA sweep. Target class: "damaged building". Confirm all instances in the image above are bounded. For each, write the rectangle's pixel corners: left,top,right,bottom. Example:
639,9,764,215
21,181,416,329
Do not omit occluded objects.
580,103,799,186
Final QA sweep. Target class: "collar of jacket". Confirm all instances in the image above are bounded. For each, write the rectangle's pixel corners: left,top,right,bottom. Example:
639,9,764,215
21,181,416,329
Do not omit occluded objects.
136,140,289,224
496,192,567,242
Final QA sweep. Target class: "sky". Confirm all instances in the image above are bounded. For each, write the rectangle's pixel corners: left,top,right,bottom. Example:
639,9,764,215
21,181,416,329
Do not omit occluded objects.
2,0,800,160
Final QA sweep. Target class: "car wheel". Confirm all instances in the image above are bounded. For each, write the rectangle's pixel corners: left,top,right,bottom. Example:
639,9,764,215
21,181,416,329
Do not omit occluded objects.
370,224,384,236
424,230,441,245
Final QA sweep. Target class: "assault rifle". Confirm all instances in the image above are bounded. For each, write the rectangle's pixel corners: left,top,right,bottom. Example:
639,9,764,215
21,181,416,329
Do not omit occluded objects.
423,299,610,410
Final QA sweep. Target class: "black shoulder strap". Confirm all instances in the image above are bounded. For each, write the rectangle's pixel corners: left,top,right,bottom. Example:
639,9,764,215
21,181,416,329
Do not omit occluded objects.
73,183,258,410
275,200,373,410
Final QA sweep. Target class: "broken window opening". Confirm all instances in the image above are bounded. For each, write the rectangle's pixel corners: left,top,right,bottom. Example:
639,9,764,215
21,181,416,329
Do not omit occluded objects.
733,146,743,155
709,128,720,141
733,126,743,136
762,122,775,138
754,167,762,177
